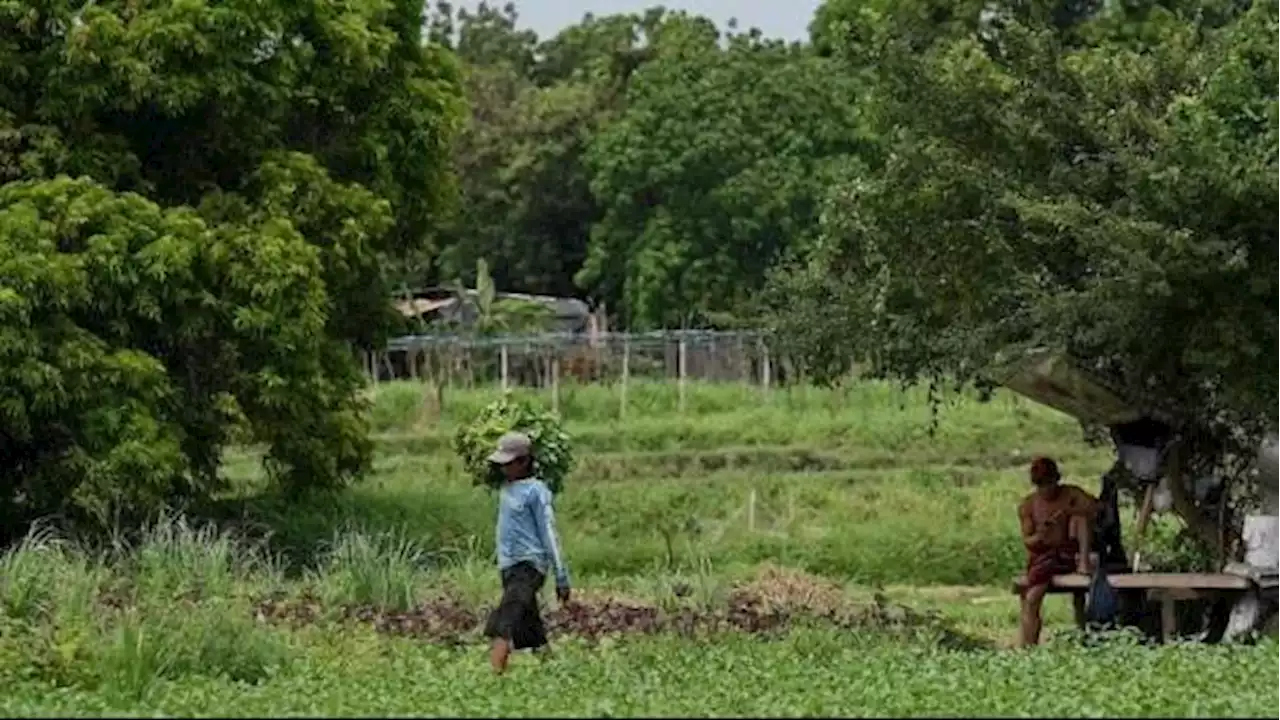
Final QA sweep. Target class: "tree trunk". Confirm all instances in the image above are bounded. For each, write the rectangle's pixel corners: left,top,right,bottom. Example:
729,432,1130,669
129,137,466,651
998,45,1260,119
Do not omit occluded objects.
1165,440,1241,566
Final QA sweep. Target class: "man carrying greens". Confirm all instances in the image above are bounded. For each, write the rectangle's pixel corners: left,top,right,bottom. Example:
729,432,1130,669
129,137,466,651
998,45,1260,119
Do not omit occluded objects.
482,431,572,674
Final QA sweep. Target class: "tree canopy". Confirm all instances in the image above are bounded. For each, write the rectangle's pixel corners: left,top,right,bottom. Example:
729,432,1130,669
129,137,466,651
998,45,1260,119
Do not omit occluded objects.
770,0,1275,436
423,4,874,328
581,20,869,329
2,0,1274,548
0,0,463,537
766,0,1276,550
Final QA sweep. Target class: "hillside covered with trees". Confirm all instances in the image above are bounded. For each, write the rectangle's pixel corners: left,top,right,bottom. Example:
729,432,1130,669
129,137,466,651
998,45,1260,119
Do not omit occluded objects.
0,0,1274,539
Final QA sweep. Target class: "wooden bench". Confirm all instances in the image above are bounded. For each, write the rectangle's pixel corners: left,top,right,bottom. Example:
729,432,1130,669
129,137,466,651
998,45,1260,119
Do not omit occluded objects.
1011,572,1256,641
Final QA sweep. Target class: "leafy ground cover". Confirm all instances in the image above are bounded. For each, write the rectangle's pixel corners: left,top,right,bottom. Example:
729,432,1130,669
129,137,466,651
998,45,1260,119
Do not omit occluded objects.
3,628,1274,717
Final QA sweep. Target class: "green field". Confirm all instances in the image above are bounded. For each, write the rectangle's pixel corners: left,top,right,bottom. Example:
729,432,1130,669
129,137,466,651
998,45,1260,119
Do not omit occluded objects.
1,380,1275,716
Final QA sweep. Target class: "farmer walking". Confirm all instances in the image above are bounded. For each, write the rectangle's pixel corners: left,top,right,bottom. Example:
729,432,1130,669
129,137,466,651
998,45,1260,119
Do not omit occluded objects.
1017,456,1097,647
483,431,572,674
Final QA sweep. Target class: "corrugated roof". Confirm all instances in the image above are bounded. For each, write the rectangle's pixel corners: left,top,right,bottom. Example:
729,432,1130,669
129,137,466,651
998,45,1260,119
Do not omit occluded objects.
395,296,457,317
397,287,590,319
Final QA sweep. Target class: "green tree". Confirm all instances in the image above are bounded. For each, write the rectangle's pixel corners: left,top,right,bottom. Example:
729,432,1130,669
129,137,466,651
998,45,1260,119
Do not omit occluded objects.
531,8,667,88
582,14,871,328
437,64,606,297
0,0,464,538
433,7,666,299
770,0,1276,551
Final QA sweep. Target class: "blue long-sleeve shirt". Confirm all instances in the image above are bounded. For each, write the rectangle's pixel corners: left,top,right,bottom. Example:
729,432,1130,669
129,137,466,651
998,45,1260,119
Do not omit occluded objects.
495,477,570,588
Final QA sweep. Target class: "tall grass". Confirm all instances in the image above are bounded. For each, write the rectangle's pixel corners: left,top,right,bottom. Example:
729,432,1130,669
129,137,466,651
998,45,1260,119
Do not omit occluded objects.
94,599,288,699
126,513,278,601
0,526,105,624
0,519,289,698
314,528,435,611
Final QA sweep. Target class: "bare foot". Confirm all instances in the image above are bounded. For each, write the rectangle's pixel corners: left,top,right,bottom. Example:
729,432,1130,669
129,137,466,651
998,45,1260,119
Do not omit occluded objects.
489,639,511,674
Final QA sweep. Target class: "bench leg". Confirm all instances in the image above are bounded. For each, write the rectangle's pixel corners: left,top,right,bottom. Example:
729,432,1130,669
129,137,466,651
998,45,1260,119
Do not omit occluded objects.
1072,592,1086,629
1159,594,1176,643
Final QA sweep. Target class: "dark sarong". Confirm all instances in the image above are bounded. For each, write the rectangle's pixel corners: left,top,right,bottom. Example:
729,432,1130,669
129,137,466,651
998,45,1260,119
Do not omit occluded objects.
483,561,548,650
1024,546,1077,589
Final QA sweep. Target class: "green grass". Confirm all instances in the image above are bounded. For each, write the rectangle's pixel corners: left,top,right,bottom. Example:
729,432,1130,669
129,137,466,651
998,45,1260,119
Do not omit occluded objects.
2,379,1265,716
365,379,1098,459
224,455,1094,586
220,379,1121,585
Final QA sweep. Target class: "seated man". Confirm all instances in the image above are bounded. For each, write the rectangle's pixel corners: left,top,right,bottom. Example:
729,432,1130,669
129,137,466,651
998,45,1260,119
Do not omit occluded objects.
1018,456,1098,647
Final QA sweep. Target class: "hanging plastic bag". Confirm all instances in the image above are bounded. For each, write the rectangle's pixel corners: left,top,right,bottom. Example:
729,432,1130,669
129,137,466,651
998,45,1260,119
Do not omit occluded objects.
1085,564,1120,626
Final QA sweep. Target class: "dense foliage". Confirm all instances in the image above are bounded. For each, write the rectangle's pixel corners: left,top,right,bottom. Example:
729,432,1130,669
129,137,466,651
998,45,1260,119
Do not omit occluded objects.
2,0,1273,544
770,0,1277,429
429,1,1274,422
2,629,1276,716
416,0,1276,556
424,3,872,328
581,27,868,328
764,0,1276,549
0,0,464,537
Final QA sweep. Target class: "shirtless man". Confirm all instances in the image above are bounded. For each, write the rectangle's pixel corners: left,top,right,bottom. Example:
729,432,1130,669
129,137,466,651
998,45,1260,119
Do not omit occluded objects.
1017,456,1097,647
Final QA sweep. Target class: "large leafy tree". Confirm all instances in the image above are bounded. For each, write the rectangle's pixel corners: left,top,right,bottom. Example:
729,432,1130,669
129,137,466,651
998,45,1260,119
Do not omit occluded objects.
771,0,1276,550
582,15,871,328
439,74,604,297
0,0,463,538
430,4,663,298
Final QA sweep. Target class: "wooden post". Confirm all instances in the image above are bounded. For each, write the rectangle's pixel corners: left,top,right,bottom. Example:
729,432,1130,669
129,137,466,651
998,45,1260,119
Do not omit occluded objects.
620,336,630,421
594,323,604,384
423,351,443,424
1158,591,1176,643
436,355,446,419
760,338,772,391
1131,483,1158,571
708,333,716,383
1215,494,1228,572
678,335,687,414
551,355,561,415
747,489,757,532
500,342,509,393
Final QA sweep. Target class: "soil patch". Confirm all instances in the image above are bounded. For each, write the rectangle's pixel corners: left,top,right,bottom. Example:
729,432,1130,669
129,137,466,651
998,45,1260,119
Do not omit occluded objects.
252,567,989,650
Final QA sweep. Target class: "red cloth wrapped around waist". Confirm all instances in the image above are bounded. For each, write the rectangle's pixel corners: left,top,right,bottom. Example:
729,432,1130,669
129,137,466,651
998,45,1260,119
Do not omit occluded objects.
1025,544,1078,588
